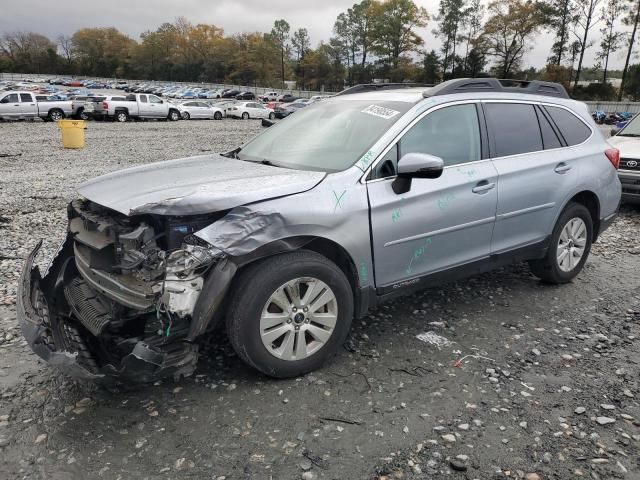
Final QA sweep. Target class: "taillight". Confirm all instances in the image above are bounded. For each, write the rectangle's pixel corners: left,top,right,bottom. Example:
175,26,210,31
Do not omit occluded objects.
605,148,620,170
102,101,108,110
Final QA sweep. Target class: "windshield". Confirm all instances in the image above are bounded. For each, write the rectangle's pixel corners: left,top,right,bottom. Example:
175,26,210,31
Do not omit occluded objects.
618,114,640,137
238,99,413,172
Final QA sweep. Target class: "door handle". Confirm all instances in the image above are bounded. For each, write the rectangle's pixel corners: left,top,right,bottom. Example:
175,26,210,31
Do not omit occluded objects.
472,180,496,194
554,162,572,174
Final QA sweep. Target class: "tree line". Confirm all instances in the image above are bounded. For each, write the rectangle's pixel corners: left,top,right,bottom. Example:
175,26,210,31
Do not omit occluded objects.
1,0,639,100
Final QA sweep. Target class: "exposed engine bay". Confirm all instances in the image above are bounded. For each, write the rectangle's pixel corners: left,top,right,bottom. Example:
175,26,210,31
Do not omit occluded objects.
18,199,231,383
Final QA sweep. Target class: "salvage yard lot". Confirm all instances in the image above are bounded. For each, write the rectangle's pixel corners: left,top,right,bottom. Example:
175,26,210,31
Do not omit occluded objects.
0,120,639,480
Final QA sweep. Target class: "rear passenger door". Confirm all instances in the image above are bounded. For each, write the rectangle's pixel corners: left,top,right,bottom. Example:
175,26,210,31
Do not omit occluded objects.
19,93,37,117
485,102,587,254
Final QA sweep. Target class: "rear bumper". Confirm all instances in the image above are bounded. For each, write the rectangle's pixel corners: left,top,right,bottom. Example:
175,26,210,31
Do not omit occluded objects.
619,171,640,204
17,238,199,384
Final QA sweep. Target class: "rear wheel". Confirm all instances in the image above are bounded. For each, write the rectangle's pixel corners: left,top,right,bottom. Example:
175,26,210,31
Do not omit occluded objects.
214,111,222,120
48,109,64,121
226,251,353,378
268,112,275,120
115,110,128,123
242,112,249,120
77,108,89,120
529,202,593,284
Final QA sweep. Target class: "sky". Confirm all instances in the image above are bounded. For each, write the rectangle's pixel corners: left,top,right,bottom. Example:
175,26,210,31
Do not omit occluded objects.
0,0,633,71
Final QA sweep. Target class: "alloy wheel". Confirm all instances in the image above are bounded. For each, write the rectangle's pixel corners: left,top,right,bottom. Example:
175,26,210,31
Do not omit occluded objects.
259,277,338,361
556,217,587,272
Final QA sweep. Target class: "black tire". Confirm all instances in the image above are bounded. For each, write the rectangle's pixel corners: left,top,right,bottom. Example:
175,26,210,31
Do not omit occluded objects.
226,250,354,378
528,202,593,284
182,111,190,120
168,109,180,121
242,112,249,120
77,108,89,120
115,110,128,123
48,109,64,121
268,112,275,120
214,111,222,120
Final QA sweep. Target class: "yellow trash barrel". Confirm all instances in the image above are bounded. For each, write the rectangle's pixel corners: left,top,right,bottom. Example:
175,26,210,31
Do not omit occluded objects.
58,119,86,149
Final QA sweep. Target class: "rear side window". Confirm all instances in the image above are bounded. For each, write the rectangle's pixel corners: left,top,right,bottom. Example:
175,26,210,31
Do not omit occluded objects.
544,106,591,146
484,103,542,157
139,95,147,103
20,93,32,102
535,106,562,150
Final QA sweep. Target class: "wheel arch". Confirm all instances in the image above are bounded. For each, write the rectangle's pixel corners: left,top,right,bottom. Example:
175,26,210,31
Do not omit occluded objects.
565,190,600,241
190,235,365,340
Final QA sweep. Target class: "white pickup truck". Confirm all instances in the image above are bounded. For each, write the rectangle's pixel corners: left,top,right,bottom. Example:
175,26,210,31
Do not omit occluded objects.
92,93,181,122
0,91,72,121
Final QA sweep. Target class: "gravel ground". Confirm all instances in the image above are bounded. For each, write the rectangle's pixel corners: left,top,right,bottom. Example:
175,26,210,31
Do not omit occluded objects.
0,120,639,480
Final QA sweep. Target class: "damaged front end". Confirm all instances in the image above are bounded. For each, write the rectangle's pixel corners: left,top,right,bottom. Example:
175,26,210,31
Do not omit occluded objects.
17,199,232,384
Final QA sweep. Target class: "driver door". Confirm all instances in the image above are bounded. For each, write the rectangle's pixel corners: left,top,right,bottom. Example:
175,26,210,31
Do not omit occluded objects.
0,93,21,119
367,103,499,288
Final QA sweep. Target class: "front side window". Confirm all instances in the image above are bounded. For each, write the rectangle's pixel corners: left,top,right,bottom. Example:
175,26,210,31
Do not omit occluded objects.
149,95,162,104
484,103,543,157
401,104,481,167
4,94,19,103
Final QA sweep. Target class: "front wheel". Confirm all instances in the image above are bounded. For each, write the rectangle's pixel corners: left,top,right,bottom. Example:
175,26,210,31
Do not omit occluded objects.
528,202,593,284
226,251,353,378
214,111,222,120
242,112,249,120
168,110,180,121
182,111,190,120
268,112,275,120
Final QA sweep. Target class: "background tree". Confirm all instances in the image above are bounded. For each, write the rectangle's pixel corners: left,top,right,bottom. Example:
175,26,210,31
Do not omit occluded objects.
542,63,573,88
619,0,640,100
460,0,485,74
71,27,135,77
434,0,467,79
0,32,58,73
545,0,577,65
481,0,545,78
291,28,311,88
622,63,640,100
370,0,429,80
596,0,624,84
422,49,441,83
270,19,290,87
571,0,602,89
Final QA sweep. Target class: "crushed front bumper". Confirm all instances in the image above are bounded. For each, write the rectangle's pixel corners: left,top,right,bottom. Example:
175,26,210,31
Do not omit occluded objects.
17,238,199,384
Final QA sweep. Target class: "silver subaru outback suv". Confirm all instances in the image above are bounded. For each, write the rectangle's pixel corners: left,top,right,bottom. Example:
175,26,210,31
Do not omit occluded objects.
18,78,622,383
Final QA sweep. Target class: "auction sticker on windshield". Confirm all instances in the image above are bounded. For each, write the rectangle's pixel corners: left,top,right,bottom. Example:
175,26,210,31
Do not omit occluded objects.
361,104,400,120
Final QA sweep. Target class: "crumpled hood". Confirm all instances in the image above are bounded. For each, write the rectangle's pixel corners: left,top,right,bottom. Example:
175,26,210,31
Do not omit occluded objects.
77,154,326,216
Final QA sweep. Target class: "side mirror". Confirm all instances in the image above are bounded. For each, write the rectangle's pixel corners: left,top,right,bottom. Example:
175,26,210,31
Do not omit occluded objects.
610,128,619,137
393,153,444,194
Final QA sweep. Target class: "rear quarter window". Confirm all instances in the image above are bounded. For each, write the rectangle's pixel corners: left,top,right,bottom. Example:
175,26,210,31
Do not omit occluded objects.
544,106,591,146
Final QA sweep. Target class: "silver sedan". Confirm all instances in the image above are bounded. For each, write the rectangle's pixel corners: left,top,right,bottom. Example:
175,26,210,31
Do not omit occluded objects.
178,101,224,120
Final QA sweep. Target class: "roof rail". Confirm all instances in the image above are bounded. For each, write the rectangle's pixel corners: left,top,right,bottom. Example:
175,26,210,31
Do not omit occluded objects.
335,82,433,96
423,78,570,99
